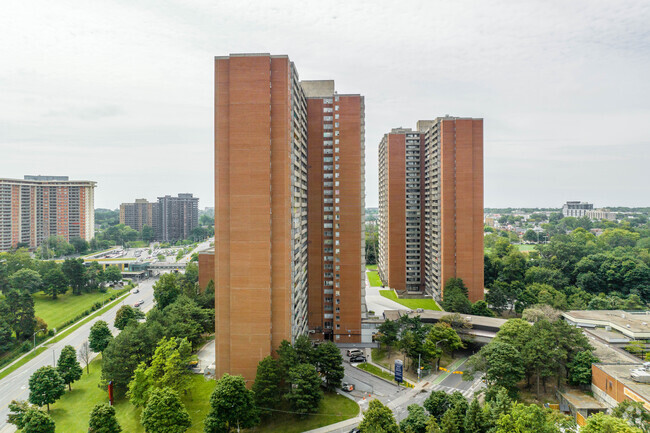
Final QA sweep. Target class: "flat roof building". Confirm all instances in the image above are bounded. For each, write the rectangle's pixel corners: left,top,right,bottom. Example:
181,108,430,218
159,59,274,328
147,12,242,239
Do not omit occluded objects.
563,310,650,340
562,201,593,218
213,54,365,383
0,176,95,251
592,363,650,411
119,199,158,233
156,194,199,243
378,118,484,302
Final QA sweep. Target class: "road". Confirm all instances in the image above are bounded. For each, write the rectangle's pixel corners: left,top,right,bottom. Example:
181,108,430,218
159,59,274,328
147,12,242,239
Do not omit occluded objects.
363,271,408,316
0,276,159,431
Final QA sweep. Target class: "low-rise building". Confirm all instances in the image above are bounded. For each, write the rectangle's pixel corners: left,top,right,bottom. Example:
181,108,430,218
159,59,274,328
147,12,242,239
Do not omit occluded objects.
562,201,593,218
562,310,650,340
592,363,650,411
586,209,617,221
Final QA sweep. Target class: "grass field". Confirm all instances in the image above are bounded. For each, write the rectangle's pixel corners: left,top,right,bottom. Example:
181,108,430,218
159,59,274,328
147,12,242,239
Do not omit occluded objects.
34,289,127,331
366,264,377,270
50,357,215,433
379,290,441,310
49,357,358,433
367,270,382,287
379,290,442,311
250,394,359,433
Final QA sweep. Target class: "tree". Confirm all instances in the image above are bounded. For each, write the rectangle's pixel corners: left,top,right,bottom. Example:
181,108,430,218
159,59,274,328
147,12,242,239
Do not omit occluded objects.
89,320,113,353
467,341,525,395
0,303,13,352
79,341,92,374
581,413,641,433
294,334,315,364
359,399,399,433
400,404,429,433
377,319,400,357
141,225,154,243
28,366,65,411
464,398,485,433
127,363,151,408
145,337,192,395
9,269,42,294
204,373,259,433
440,406,462,433
147,295,210,349
424,322,464,370
6,289,36,339
88,403,122,433
426,417,442,433
141,387,191,433
276,339,298,391
471,300,495,317
103,266,122,285
70,237,89,254
523,230,538,243
316,341,344,390
62,258,86,295
252,356,282,416
113,305,145,330
153,273,181,309
568,350,599,386
57,345,83,390
442,278,472,314
284,363,323,416
8,400,36,429
424,391,453,422
20,408,56,433
102,322,162,395
42,267,68,299
495,403,560,433
612,400,650,433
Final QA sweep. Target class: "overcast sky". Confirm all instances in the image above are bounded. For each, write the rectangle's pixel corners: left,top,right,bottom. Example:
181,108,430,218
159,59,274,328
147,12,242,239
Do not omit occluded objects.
2,0,649,209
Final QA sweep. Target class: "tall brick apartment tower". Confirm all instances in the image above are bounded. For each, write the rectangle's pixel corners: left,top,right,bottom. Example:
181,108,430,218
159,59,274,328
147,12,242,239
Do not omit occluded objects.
378,117,484,302
302,80,365,343
214,54,364,382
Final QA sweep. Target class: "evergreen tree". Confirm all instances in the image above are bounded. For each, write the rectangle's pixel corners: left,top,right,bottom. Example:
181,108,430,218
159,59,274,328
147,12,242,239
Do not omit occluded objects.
426,417,442,433
204,373,259,433
6,289,36,339
424,391,453,422
464,398,484,433
56,345,82,390
294,334,315,364
316,341,345,390
28,366,65,411
88,403,122,433
21,408,56,433
252,356,282,416
284,363,323,416
440,407,461,433
141,387,191,433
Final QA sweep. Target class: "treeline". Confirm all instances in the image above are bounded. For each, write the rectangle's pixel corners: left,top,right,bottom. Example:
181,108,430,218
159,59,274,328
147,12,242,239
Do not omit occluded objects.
356,390,646,433
484,227,650,314
0,249,123,358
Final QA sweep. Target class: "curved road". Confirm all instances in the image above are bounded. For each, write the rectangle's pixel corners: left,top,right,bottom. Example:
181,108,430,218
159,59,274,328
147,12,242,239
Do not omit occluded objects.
0,277,159,432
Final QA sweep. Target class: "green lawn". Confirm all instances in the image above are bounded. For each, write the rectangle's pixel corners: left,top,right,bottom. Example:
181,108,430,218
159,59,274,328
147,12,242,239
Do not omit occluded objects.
366,264,377,270
49,357,216,433
367,271,382,287
379,290,441,311
485,244,537,254
48,357,357,433
34,289,127,331
250,393,359,433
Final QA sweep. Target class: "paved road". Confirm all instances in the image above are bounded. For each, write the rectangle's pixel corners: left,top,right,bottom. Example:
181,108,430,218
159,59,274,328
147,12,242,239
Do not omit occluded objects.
0,276,160,431
364,271,408,316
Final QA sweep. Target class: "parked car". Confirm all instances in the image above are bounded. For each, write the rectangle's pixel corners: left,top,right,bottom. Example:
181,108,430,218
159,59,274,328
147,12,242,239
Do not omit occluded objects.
132,289,140,294
341,382,354,392
347,349,363,357
350,355,366,363
134,299,145,308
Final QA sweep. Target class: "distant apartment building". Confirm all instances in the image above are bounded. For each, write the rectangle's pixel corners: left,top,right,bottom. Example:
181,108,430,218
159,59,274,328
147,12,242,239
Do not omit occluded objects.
119,199,158,232
378,117,484,302
213,53,365,382
562,201,593,217
156,194,199,242
0,175,95,251
586,209,617,221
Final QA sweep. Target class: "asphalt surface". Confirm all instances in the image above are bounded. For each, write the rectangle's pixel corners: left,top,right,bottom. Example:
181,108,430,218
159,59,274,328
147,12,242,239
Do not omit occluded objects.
0,276,159,432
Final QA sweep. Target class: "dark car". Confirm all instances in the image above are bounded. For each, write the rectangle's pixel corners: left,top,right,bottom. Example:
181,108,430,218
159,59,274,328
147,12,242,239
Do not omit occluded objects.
350,355,366,363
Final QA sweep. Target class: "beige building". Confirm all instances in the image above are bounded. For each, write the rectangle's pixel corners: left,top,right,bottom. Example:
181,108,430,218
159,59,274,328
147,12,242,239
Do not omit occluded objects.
119,199,158,232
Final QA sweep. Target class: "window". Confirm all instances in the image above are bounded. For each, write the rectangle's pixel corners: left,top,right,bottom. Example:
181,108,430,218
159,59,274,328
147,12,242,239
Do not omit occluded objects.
323,107,333,113
323,132,332,138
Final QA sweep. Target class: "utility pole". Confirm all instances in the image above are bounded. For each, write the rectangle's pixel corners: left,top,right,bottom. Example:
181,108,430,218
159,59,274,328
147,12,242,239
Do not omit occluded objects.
418,353,421,382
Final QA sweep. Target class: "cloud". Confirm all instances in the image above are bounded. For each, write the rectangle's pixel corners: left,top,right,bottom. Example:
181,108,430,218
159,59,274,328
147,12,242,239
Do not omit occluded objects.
43,105,125,120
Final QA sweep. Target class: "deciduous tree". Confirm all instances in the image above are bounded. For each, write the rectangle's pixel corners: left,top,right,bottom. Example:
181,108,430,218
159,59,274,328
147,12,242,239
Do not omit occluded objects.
359,399,399,433
316,341,344,390
399,404,429,433
57,345,83,390
113,305,144,330
204,373,259,433
62,258,86,295
9,269,42,293
89,320,113,353
42,267,68,299
284,363,323,416
28,366,65,411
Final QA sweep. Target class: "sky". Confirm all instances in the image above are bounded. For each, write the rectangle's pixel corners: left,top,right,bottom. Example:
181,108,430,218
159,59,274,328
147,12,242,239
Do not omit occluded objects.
1,0,649,209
